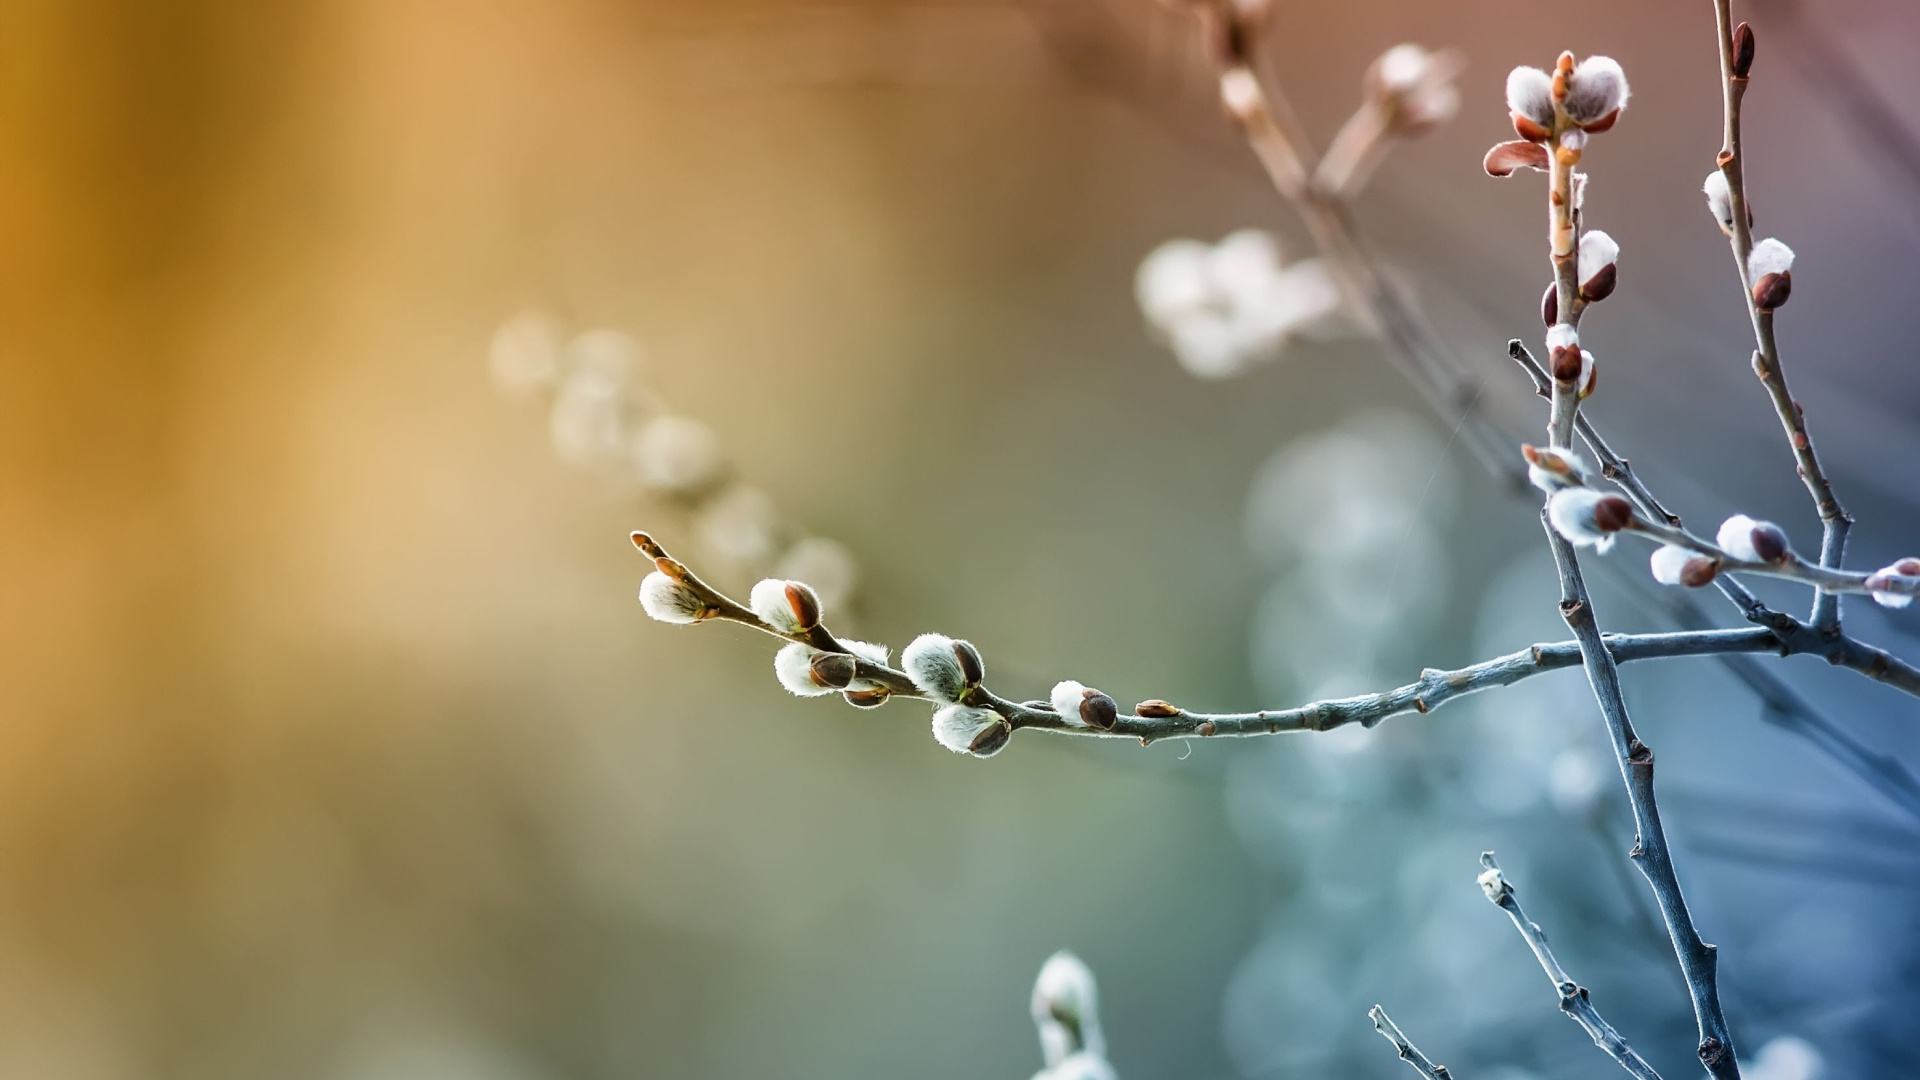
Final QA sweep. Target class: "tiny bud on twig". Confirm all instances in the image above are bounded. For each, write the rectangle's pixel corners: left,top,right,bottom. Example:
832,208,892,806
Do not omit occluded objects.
1716,514,1790,564
1134,699,1182,718
1562,55,1630,130
903,633,972,703
1731,21,1756,79
638,571,709,624
749,578,821,633
1866,558,1920,609
1050,680,1119,731
1547,488,1634,551
932,704,1010,757
1748,238,1795,310
773,643,839,697
1522,443,1589,492
1576,230,1620,303
1651,544,1719,588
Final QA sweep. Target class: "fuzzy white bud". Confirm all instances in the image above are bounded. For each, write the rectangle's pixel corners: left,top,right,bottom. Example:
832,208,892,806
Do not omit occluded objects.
931,704,1008,757
1048,680,1120,731
1867,558,1920,610
1523,445,1589,493
1715,514,1789,563
1703,170,1734,231
1546,324,1578,352
1219,66,1261,120
1504,66,1555,131
637,571,706,624
1748,238,1796,283
1476,864,1509,903
1547,488,1632,552
1577,229,1619,300
1649,545,1695,586
749,578,819,633
1032,951,1105,1065
1564,56,1629,126
772,643,837,697
903,633,968,702
1134,240,1214,330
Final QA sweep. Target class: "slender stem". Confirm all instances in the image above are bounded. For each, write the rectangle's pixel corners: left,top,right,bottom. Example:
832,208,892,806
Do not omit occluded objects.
1710,0,1851,630
1476,854,1666,1080
1547,144,1583,450
1541,521,1742,1078
1368,1005,1456,1079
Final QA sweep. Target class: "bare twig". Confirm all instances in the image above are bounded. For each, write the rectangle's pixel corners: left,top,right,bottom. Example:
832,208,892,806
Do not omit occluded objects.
1709,0,1852,630
1475,854,1666,1080
1541,523,1741,1078
1368,1005,1457,1079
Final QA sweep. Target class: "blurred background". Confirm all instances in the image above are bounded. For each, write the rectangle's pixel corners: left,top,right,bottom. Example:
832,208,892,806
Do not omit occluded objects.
5,0,1919,1076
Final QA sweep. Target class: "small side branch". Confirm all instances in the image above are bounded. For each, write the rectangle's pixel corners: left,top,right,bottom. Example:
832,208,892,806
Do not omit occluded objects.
1709,0,1852,629
1475,854,1665,1080
1368,1005,1457,1079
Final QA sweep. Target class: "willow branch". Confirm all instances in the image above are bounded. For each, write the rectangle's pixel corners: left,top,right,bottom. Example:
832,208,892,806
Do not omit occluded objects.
1475,854,1665,1080
1368,1005,1457,1079
632,532,1802,750
1710,0,1851,630
1542,522,1741,1078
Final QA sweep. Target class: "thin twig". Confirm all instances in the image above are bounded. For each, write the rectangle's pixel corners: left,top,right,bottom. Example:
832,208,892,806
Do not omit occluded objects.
1368,1005,1457,1079
1710,0,1852,631
1475,853,1666,1080
1541,522,1742,1078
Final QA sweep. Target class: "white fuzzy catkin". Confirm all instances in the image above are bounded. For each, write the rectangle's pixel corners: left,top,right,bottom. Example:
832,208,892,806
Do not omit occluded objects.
1564,55,1629,123
1546,488,1618,551
773,643,835,697
1526,447,1589,493
1649,545,1697,586
1868,561,1919,610
1577,230,1619,284
1504,66,1555,129
1032,950,1105,1065
1703,170,1734,230
1748,238,1796,284
1476,864,1508,902
1715,514,1764,562
840,637,893,690
749,578,809,633
638,571,705,624
931,704,1004,756
903,633,968,702
1049,681,1093,726
1546,324,1579,352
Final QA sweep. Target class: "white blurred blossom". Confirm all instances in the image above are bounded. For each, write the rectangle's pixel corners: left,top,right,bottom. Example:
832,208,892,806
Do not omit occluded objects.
547,372,629,467
1135,230,1350,380
1745,1035,1823,1080
695,484,781,570
488,309,566,394
632,414,725,495
1548,747,1606,815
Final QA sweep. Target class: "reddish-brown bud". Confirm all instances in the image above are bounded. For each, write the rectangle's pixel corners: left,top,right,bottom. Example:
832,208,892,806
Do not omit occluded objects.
1134,699,1181,718
1593,494,1635,533
1752,271,1791,311
1680,557,1720,588
953,639,985,686
1749,521,1790,564
808,652,857,690
1079,690,1119,731
1540,282,1558,326
1511,112,1552,143
1485,139,1551,176
843,687,891,709
968,718,1012,756
1580,263,1617,304
1731,21,1756,79
783,582,821,630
